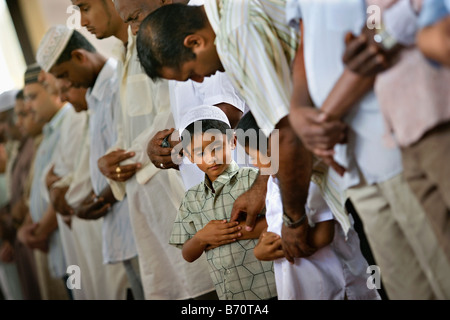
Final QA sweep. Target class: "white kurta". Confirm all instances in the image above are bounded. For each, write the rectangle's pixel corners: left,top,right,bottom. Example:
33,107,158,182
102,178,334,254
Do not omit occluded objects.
266,176,380,300
85,58,138,265
49,110,129,300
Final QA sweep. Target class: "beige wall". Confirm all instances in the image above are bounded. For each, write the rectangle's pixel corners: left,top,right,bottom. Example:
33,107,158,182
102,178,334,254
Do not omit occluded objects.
19,0,120,59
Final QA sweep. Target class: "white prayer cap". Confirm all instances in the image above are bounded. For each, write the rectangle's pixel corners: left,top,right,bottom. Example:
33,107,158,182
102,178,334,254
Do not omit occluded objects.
178,105,231,137
0,89,20,113
36,25,74,72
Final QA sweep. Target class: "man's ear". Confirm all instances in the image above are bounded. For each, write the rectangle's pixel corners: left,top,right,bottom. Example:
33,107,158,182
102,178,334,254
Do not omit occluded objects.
71,49,86,64
184,147,194,163
183,34,205,51
230,134,237,150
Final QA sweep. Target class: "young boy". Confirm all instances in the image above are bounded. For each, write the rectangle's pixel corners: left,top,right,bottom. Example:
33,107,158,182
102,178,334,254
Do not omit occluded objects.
236,112,381,300
169,106,276,300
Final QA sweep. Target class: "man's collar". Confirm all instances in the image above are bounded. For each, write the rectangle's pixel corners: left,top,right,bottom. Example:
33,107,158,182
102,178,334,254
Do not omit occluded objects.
204,0,221,35
203,160,240,192
43,103,71,135
88,58,118,102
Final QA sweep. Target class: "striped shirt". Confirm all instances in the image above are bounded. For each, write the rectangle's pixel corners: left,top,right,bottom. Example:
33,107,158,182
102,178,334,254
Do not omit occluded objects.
170,161,277,300
204,0,298,137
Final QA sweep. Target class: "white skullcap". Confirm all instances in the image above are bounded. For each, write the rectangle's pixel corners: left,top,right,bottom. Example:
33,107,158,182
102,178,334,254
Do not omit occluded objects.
0,89,20,113
178,105,231,137
36,25,74,72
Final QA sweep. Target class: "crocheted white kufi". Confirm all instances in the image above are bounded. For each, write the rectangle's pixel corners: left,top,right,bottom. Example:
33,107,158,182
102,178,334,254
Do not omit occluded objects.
178,105,231,137
36,25,74,72
0,89,20,113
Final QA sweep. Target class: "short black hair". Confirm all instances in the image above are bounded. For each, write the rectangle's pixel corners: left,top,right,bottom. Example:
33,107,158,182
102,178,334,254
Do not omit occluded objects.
181,119,232,150
55,30,96,66
236,112,268,152
16,90,24,100
136,3,208,81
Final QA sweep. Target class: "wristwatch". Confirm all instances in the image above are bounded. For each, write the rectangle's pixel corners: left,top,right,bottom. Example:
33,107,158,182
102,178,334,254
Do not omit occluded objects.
282,212,307,228
373,23,398,52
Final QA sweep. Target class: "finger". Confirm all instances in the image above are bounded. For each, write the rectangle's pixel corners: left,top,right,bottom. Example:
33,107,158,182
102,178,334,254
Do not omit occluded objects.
299,242,317,257
113,163,141,175
154,128,176,144
78,203,110,220
344,31,356,46
327,159,347,177
218,232,241,242
113,171,137,182
59,205,74,217
113,151,136,163
264,233,281,243
346,45,380,75
220,225,242,235
343,34,368,64
230,207,244,223
313,148,335,158
160,159,180,169
358,52,387,75
281,240,295,264
151,153,175,166
89,204,111,220
216,239,237,246
272,248,286,259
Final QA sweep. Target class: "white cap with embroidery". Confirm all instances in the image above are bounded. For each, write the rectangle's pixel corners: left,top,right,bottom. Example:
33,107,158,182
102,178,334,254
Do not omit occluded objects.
36,25,74,72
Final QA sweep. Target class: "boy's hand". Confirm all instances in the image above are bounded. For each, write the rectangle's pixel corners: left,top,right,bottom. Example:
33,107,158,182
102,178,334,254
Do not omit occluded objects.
195,220,242,248
254,231,285,261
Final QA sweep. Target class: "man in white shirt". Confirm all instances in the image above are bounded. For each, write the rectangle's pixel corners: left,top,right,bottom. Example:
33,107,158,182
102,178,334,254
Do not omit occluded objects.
19,64,72,300
285,0,440,299
45,83,131,300
36,26,141,299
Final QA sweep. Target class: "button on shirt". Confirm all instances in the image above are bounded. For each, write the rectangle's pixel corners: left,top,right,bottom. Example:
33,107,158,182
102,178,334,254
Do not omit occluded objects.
170,161,277,300
29,103,72,278
85,58,137,264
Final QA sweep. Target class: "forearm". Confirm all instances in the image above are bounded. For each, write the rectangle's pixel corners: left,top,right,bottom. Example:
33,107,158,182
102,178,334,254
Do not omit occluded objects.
309,220,335,249
276,117,312,221
182,236,208,263
289,25,372,130
417,16,450,66
320,69,375,120
34,204,58,238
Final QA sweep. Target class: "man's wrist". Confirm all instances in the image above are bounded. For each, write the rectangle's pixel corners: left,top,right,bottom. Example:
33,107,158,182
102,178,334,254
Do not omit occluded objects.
282,211,307,228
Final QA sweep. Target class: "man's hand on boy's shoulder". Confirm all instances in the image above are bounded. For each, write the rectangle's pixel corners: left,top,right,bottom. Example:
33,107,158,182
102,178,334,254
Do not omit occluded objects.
230,174,269,231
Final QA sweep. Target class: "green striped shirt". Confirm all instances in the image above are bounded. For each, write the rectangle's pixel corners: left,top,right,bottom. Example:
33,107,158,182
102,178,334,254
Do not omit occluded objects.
169,161,277,300
205,0,298,137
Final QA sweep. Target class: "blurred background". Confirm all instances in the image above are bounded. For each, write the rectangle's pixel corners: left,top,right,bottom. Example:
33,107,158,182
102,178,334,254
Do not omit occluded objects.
0,0,120,95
